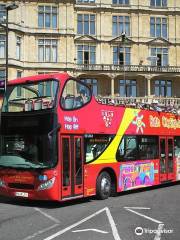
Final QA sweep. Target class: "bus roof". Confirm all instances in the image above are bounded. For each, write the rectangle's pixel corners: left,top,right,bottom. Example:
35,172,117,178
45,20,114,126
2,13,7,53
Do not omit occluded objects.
7,72,70,85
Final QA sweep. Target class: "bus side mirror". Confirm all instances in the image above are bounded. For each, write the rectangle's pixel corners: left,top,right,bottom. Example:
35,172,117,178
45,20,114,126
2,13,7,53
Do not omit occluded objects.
48,124,61,144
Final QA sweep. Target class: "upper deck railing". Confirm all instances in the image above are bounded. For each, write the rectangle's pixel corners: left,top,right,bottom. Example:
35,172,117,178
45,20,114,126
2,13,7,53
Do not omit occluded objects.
76,64,180,73
95,96,180,115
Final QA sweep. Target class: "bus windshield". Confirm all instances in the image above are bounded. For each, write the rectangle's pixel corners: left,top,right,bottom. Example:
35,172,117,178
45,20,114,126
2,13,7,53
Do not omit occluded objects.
0,134,57,169
2,80,58,112
0,111,58,169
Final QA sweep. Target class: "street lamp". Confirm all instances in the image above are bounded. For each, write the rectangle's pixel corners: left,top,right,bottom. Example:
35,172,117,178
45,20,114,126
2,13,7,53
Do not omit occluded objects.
5,3,19,92
121,32,126,96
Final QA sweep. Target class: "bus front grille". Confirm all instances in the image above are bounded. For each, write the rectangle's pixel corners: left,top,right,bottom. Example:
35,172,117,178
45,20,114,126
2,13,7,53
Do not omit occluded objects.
8,183,34,190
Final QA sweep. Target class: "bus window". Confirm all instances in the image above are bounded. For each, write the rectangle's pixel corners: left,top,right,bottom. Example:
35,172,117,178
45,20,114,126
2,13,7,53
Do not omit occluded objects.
160,138,166,173
2,80,58,112
139,136,158,160
61,79,91,110
117,136,137,161
174,137,180,158
168,138,173,173
62,138,70,186
117,135,158,161
84,134,114,163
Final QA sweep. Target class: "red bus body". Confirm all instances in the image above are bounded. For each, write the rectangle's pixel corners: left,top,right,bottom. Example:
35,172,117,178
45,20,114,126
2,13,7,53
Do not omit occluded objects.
0,73,180,201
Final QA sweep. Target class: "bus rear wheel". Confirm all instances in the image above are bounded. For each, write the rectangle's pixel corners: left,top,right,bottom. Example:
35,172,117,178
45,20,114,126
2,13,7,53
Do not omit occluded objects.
96,172,111,200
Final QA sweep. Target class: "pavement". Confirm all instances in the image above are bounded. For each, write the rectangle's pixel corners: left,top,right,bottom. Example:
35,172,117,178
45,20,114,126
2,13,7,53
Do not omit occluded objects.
0,182,179,240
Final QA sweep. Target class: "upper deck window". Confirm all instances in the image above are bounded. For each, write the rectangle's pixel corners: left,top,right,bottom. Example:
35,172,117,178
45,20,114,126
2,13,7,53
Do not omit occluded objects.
2,80,58,113
61,79,91,110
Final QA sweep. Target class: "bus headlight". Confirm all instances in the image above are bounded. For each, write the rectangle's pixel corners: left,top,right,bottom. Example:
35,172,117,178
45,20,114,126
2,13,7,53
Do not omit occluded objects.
0,179,6,187
37,177,55,191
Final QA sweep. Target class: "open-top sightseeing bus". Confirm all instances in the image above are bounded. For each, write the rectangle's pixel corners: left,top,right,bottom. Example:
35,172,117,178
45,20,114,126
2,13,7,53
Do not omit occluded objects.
0,72,180,201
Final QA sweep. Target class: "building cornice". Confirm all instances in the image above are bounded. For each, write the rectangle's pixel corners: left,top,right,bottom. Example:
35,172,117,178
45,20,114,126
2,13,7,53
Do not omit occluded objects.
74,35,99,43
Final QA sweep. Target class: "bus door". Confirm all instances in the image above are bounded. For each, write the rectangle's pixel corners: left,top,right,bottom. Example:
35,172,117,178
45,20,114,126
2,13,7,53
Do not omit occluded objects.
61,135,84,200
159,137,175,182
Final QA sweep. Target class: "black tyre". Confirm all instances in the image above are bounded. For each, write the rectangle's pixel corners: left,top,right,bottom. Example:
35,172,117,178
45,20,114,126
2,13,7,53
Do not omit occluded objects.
96,172,111,200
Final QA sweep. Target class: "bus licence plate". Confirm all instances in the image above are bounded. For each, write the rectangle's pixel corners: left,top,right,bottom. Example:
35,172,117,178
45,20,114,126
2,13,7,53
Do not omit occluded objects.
15,192,28,197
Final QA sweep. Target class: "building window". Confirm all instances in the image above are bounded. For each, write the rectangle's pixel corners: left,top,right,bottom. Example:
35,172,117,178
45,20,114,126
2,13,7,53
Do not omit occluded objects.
77,45,96,64
150,47,168,66
77,0,95,3
38,6,57,29
37,81,57,97
0,35,5,58
0,69,5,90
16,71,22,97
16,86,22,97
16,36,21,60
0,4,6,20
150,0,167,7
154,80,172,97
112,0,129,4
113,46,130,65
77,14,95,35
112,16,130,36
17,71,22,78
38,39,57,62
80,78,97,96
150,17,167,38
38,81,50,96
119,79,137,97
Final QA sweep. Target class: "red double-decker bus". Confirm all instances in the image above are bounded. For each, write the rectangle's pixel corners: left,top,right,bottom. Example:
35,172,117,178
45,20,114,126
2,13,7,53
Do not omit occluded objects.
0,72,180,201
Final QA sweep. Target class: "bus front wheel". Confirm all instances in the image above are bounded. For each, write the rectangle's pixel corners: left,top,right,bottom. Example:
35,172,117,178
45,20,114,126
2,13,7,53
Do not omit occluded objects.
96,172,111,200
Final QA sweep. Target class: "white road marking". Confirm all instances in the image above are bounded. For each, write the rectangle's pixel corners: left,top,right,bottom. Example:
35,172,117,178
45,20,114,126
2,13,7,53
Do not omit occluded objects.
22,224,59,240
43,207,122,240
124,207,151,210
125,207,163,224
34,208,60,224
106,207,121,240
154,223,164,240
72,229,108,234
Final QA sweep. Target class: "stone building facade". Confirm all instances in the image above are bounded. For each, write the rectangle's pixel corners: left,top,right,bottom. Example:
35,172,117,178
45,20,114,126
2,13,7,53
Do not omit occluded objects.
0,0,180,98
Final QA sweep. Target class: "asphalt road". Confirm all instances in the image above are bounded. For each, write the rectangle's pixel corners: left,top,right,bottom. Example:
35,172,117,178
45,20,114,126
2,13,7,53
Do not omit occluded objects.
0,183,179,240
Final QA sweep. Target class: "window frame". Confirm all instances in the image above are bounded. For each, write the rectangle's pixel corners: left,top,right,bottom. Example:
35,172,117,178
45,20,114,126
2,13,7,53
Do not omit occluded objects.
0,69,5,91
0,35,5,59
154,79,172,97
77,44,96,65
38,39,58,63
16,36,21,60
150,47,168,66
38,5,58,29
150,17,167,39
112,15,130,37
112,0,129,5
174,136,180,158
80,78,98,96
119,79,137,97
84,134,115,163
76,0,95,3
60,78,92,111
113,46,131,65
116,135,159,162
77,13,96,35
150,0,167,8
